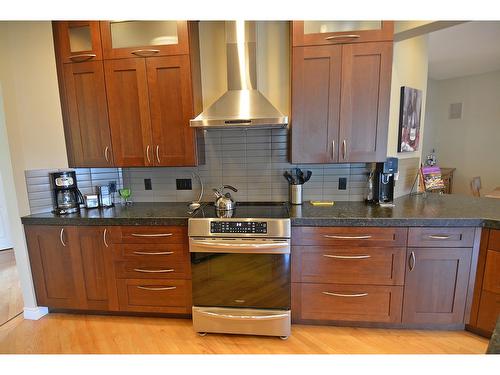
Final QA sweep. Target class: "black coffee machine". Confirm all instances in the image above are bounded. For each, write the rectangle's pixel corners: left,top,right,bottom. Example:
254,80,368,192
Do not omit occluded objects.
50,171,84,215
373,157,398,206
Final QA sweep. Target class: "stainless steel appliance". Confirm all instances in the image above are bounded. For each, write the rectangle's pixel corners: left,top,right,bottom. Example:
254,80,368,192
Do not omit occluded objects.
188,203,291,338
84,194,99,209
373,157,398,206
50,171,84,215
212,185,238,212
96,185,113,207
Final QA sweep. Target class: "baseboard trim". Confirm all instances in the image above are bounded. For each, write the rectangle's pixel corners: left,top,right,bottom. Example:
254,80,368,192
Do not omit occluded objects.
23,306,49,320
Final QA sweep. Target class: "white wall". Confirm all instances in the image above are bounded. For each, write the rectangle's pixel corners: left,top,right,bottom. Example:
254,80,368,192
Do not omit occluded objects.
422,70,500,195
0,21,68,314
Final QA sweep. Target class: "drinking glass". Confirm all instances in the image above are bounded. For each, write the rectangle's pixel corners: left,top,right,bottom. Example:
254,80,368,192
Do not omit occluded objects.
119,188,132,205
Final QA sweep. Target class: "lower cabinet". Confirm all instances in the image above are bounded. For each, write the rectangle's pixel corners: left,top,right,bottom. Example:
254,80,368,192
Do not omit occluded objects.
25,224,191,315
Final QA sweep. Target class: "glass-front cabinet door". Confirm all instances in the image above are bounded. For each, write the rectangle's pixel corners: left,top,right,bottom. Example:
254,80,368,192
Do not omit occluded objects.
292,21,394,46
53,21,103,63
100,21,189,59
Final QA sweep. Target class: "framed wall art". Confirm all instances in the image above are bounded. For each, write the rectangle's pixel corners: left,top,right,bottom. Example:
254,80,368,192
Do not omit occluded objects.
398,86,423,153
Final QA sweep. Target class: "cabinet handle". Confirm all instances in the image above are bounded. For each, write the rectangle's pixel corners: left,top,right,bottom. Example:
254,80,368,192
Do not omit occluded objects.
342,139,347,160
409,251,416,272
131,49,160,57
428,235,450,240
69,53,96,62
133,268,174,273
104,146,110,163
146,145,151,165
325,34,361,41
332,139,335,160
59,228,66,247
133,251,174,256
156,145,161,164
322,291,368,298
131,233,173,237
103,228,109,248
323,254,371,259
137,286,176,291
323,235,372,240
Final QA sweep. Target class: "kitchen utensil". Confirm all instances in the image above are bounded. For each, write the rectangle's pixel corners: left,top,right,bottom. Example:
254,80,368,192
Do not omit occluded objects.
96,185,113,207
289,184,303,205
297,169,305,184
283,171,295,185
303,170,312,183
213,185,238,211
310,200,334,206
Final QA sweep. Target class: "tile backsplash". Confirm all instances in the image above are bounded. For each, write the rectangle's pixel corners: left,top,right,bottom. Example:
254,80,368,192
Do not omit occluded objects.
24,131,419,214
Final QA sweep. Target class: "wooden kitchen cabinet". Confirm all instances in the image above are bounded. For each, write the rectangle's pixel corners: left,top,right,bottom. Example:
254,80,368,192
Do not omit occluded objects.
53,21,103,63
292,21,394,47
25,225,118,311
291,41,393,163
402,247,472,325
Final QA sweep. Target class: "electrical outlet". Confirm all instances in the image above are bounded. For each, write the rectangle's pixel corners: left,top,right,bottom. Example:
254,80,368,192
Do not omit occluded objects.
108,181,117,193
144,178,152,190
338,177,347,190
176,178,192,190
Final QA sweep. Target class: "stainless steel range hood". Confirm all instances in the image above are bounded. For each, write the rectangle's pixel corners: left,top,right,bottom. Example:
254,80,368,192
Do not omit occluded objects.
190,21,288,129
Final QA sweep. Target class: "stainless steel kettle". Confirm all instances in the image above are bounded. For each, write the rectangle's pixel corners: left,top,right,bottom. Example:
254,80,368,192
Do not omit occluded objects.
213,185,238,211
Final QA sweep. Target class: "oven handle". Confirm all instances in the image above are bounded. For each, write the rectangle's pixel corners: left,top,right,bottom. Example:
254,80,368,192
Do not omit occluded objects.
189,238,290,254
197,309,290,321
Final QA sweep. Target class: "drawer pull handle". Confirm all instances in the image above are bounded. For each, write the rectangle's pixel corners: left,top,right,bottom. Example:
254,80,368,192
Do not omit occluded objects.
133,268,174,273
323,254,371,259
131,233,173,237
323,235,372,240
428,235,450,240
69,53,96,62
131,49,160,56
132,251,174,256
137,286,177,291
322,291,368,298
409,251,416,272
60,228,67,247
325,34,361,40
103,228,109,248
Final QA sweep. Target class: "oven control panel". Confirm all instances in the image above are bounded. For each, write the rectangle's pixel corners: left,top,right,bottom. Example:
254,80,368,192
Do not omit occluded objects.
210,221,267,234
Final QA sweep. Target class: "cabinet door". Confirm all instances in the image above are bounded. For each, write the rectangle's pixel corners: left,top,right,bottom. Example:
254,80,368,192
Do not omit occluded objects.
100,21,189,60
403,248,472,325
53,21,103,63
25,226,85,309
291,45,341,163
104,58,153,166
147,55,197,166
75,227,118,311
339,42,392,162
63,61,113,167
292,21,394,47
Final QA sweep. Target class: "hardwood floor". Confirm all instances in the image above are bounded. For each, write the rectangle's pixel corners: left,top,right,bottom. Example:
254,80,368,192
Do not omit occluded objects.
0,249,23,325
0,313,489,354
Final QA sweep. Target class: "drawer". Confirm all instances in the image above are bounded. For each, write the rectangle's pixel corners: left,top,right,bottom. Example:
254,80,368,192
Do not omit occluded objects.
476,290,500,334
488,229,500,252
116,278,191,314
292,227,407,247
109,226,187,244
114,260,189,279
293,283,403,323
483,250,500,294
408,227,475,247
292,246,405,285
114,243,188,262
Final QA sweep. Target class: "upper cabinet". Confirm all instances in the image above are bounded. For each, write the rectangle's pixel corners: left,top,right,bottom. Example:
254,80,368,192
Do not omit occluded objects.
292,21,394,47
53,20,203,168
100,21,189,59
54,21,103,63
290,21,393,164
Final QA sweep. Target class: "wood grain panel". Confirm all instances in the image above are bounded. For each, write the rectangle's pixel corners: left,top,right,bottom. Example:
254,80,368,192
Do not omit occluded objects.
292,246,405,285
476,290,500,334
483,250,500,294
53,21,103,63
403,247,472,324
408,227,475,248
291,45,341,163
294,283,403,323
114,260,188,279
292,226,407,247
115,243,188,262
339,42,392,162
110,226,187,244
63,61,113,167
104,58,151,166
146,55,197,166
488,229,500,252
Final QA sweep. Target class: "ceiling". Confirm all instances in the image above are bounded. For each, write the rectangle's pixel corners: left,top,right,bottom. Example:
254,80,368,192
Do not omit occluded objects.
428,21,500,80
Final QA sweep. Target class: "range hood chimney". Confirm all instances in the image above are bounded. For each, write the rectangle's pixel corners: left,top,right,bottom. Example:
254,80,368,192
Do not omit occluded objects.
190,21,288,129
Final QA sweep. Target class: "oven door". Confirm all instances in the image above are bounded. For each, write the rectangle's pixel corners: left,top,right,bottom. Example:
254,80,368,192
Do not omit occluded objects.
190,237,291,310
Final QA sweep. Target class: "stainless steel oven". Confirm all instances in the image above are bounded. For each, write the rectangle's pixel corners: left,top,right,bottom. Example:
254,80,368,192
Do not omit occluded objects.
188,214,291,339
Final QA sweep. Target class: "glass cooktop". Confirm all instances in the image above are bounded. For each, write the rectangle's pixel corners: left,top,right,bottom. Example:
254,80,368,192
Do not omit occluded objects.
193,202,290,219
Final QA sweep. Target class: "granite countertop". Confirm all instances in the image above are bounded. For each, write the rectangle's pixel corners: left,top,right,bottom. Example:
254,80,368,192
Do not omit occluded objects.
487,316,500,354
21,194,500,228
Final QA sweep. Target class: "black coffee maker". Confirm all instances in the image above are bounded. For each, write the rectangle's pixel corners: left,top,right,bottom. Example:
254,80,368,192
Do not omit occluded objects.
373,157,398,206
50,171,84,215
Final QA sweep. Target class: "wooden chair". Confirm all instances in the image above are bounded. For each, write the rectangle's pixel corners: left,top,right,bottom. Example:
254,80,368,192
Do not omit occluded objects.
470,177,481,197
